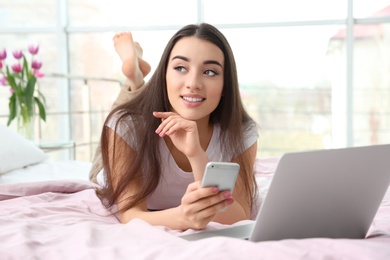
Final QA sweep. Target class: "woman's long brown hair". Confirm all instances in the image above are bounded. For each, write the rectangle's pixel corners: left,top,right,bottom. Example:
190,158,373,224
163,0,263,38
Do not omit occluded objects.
96,23,259,215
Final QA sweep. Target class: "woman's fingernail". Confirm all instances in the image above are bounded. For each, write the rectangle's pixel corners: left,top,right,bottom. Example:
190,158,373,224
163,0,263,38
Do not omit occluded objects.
227,198,234,205
223,191,231,198
212,187,219,193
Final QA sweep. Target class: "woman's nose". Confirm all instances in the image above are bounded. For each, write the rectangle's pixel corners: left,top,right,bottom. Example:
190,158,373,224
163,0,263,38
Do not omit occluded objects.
186,72,203,90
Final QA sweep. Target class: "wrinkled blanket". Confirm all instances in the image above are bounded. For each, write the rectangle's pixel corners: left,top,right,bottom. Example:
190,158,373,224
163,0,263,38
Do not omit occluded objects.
1,167,389,259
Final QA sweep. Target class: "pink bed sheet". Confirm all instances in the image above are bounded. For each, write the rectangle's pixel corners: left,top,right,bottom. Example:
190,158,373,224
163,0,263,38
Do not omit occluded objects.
0,163,389,260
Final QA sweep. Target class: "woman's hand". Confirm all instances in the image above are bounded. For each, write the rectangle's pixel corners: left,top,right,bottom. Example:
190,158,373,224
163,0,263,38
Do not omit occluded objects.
153,112,203,158
178,181,234,230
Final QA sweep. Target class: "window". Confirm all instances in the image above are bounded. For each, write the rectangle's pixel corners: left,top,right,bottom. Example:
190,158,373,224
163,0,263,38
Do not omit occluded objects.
1,0,389,161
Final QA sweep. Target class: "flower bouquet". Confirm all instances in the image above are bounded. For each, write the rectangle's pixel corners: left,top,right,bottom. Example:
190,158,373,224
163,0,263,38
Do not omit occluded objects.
0,45,46,140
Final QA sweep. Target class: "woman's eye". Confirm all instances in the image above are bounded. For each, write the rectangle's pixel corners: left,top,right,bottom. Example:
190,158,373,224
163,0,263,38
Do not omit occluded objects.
204,70,217,76
174,66,187,72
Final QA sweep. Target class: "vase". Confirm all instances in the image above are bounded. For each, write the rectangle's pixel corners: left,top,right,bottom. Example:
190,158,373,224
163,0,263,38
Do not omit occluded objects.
17,106,35,142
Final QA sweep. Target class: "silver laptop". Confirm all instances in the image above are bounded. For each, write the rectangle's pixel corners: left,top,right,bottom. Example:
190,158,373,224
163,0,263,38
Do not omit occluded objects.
181,144,390,242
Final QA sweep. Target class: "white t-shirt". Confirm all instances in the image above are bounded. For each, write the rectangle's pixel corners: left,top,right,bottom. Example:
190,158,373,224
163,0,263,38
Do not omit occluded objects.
98,114,259,210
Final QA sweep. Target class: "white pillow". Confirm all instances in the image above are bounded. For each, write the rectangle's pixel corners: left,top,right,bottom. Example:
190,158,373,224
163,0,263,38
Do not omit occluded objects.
0,124,48,174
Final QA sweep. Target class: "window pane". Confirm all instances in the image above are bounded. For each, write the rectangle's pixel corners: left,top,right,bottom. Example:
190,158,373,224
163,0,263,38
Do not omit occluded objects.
68,0,198,27
354,1,390,18
352,24,390,145
0,0,57,27
204,0,347,24
221,26,339,156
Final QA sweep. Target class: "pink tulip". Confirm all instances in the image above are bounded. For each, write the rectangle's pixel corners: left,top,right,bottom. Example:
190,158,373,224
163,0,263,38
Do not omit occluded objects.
11,63,22,73
0,77,7,86
32,60,42,70
9,87,14,94
0,60,3,69
33,69,45,78
0,49,6,60
28,45,39,55
12,50,23,59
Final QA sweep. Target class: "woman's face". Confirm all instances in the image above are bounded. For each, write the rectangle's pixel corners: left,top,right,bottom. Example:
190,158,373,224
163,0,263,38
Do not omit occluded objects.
166,37,224,122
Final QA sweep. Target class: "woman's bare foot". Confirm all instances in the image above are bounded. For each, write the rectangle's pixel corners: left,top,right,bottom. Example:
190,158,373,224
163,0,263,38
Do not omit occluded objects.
113,32,151,90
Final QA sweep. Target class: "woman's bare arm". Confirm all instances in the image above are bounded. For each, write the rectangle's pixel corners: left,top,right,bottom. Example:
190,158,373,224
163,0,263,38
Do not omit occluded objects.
106,128,233,230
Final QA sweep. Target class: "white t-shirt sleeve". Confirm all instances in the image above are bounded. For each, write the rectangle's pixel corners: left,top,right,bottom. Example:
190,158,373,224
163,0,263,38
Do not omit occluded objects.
243,120,259,151
105,111,137,148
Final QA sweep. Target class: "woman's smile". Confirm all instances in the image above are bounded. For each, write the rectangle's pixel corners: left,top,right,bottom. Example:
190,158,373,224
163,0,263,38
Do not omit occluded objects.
181,94,206,107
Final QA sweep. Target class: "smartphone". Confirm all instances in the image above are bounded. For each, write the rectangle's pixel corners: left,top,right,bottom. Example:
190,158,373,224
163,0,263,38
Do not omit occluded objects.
201,162,240,193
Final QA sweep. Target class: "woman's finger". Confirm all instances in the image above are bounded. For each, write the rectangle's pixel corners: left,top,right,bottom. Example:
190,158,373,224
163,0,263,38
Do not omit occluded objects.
183,186,231,212
153,111,175,119
153,112,179,135
197,198,235,217
181,193,234,226
157,117,181,136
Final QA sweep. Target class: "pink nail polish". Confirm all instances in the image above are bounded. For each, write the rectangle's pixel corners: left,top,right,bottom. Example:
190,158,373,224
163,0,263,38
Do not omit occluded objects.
224,191,231,198
212,187,219,193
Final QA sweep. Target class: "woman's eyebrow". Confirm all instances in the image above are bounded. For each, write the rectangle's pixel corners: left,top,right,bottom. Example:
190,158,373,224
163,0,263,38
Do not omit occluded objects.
172,55,189,62
204,60,223,68
172,55,222,68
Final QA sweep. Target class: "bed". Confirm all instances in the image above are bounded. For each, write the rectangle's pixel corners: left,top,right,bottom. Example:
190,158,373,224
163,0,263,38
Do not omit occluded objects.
1,125,389,260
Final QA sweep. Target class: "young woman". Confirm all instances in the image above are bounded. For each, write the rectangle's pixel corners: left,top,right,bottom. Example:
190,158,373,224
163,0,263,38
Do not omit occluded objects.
96,23,259,230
